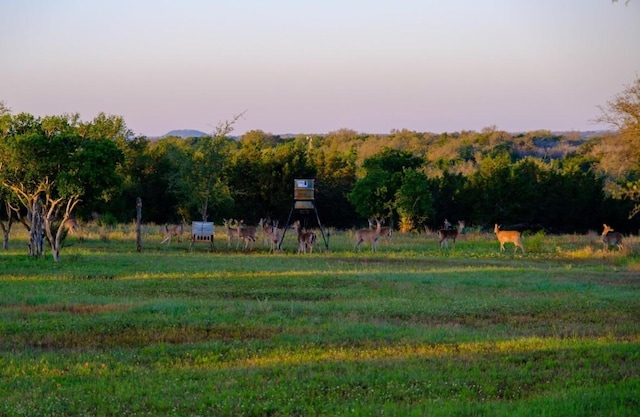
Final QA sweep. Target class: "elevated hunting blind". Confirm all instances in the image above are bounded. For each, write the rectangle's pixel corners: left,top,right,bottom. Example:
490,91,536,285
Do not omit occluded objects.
293,179,314,209
279,179,329,251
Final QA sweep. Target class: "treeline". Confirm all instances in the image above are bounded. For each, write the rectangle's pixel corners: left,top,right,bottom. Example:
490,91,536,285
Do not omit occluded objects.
1,112,639,236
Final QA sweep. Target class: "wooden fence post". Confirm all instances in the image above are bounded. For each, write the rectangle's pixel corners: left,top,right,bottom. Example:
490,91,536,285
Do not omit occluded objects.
136,197,142,252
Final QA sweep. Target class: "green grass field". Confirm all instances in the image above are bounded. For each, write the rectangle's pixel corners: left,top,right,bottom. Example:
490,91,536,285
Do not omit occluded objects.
1,224,639,416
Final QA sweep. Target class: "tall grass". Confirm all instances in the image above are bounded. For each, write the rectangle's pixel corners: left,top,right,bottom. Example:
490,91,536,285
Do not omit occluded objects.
1,225,639,416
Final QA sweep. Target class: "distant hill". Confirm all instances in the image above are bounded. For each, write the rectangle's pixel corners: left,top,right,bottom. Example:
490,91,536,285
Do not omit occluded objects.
161,129,208,138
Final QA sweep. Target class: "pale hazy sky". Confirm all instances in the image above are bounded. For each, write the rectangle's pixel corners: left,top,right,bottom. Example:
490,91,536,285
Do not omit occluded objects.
2,1,639,137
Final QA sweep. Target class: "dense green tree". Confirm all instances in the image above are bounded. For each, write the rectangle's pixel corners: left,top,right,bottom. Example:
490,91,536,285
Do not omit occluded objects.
78,112,133,144
507,159,545,226
428,171,468,230
263,140,314,220
0,113,122,260
548,166,606,233
395,169,434,231
159,113,246,225
139,137,195,223
105,136,152,222
312,147,358,228
361,147,422,175
227,131,274,222
189,134,235,222
348,170,394,221
348,148,425,226
0,108,22,249
462,151,513,227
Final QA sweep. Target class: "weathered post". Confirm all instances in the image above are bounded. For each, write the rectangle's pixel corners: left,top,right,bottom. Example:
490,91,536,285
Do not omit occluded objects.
136,197,142,252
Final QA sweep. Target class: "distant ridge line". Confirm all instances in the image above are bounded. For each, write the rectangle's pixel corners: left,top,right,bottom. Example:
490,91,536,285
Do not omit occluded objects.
151,129,612,140
161,129,208,138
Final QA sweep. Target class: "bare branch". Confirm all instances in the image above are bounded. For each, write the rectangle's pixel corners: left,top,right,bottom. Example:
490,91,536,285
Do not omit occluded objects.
0,100,10,115
210,110,247,138
593,76,640,136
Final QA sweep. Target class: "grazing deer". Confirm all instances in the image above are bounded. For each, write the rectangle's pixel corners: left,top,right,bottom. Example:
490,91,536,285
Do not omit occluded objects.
259,217,281,253
437,220,465,250
292,220,317,254
494,224,525,254
160,223,184,245
601,224,624,251
236,220,257,250
356,218,383,252
223,218,237,248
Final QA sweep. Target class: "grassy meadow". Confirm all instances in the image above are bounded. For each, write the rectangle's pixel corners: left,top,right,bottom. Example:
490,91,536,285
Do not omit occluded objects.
1,223,639,416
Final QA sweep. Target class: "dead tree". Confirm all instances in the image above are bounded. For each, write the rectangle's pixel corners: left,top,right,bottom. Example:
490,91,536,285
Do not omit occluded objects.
8,180,80,261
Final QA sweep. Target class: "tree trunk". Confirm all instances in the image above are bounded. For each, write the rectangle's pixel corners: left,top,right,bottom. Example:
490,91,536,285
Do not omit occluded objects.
29,199,45,257
43,194,82,262
44,214,60,262
2,229,8,250
1,201,15,250
200,196,209,222
52,245,60,262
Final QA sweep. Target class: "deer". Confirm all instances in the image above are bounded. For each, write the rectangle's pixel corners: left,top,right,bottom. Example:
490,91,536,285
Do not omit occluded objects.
236,220,257,250
291,220,317,254
437,220,465,250
223,218,237,248
601,224,624,251
62,217,79,235
368,218,393,242
259,217,281,253
259,218,271,246
494,224,525,254
160,223,184,245
355,217,383,252
91,211,102,223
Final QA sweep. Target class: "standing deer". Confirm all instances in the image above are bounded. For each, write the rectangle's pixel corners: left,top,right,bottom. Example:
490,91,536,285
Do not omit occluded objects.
223,218,237,248
259,218,271,246
355,218,383,252
368,218,393,242
160,223,184,245
63,217,79,235
601,224,624,251
437,220,465,250
259,218,281,253
494,224,525,254
292,220,316,254
236,220,257,250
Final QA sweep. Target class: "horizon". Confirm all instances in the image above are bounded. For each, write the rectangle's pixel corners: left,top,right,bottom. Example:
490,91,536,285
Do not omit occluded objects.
2,1,639,138
157,127,613,139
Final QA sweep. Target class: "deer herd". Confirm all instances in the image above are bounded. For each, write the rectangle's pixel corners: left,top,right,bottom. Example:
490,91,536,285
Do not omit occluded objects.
155,217,629,255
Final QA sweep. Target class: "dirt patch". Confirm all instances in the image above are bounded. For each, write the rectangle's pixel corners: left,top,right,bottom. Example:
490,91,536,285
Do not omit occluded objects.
3,324,279,350
6,303,129,315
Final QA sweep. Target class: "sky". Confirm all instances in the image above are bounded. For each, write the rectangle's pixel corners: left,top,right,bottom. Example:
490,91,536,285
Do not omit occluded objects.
2,0,640,137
